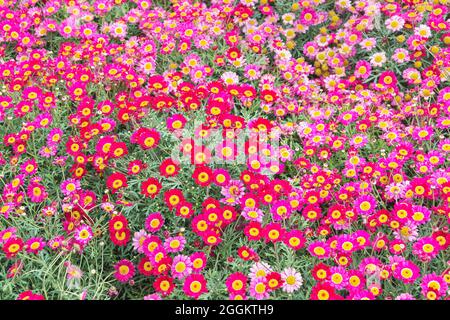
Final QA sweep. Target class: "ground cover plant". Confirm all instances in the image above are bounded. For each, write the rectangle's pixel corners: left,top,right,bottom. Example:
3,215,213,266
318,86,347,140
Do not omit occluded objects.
0,0,449,300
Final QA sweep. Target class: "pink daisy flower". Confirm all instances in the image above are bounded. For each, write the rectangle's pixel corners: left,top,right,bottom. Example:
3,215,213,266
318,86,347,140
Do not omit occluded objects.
25,237,46,254
354,194,377,216
393,260,420,284
241,207,265,223
171,255,193,280
281,267,303,293
132,230,148,254
60,178,81,196
163,236,186,253
249,276,270,300
412,237,441,260
328,266,348,290
74,225,93,245
421,273,448,299
145,212,165,233
143,293,162,300
21,159,38,175
271,200,292,221
27,183,48,203
395,293,416,300
308,241,331,259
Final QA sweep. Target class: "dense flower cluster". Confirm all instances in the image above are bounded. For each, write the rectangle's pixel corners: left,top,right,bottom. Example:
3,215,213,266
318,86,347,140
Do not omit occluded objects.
0,0,449,300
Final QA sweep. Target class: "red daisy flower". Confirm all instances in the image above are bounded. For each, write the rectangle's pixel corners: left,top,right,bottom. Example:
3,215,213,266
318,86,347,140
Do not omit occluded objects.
141,177,162,198
183,274,208,299
114,259,135,283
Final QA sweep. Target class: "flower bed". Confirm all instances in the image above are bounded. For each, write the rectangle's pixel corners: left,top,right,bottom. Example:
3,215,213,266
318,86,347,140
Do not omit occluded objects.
0,0,449,300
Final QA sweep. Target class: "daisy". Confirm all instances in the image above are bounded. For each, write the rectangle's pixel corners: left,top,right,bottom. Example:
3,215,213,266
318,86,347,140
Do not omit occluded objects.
48,236,64,251
402,68,422,85
244,64,261,80
143,293,162,300
278,145,293,162
370,52,387,67
421,273,448,299
308,241,331,259
66,262,83,288
392,48,410,64
17,291,45,300
414,24,431,38
350,134,368,148
359,257,382,275
221,71,239,85
145,212,165,233
271,200,293,221
0,203,15,219
132,230,148,254
27,183,48,203
354,194,377,216
249,261,273,279
114,259,135,283
347,270,365,292
412,237,441,260
354,60,371,79
153,276,175,297
281,267,303,293
183,274,208,299
190,252,207,273
60,178,81,196
7,260,23,279
220,180,245,205
110,22,127,39
393,260,420,284
395,293,416,300
226,272,248,294
411,205,431,225
171,255,193,280
241,207,264,223
328,266,348,290
138,57,156,75
39,144,57,158
275,49,292,61
385,15,405,32
310,282,337,300
25,237,46,254
281,13,295,25
240,0,258,6
249,276,270,300
0,227,17,244
384,181,409,201
101,202,115,214
163,236,186,253
3,237,24,259
74,225,93,245
53,156,68,166
21,159,38,175
231,57,247,69
194,35,211,50
359,37,377,51
349,290,375,300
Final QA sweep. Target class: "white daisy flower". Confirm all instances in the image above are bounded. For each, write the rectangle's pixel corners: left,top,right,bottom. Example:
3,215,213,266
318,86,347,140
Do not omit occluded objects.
281,267,303,293
249,261,273,279
414,24,431,38
221,71,239,85
370,52,387,67
385,15,405,32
